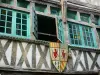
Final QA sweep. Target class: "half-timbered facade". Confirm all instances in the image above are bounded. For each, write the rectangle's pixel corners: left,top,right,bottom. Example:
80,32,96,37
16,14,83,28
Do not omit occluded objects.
0,0,100,75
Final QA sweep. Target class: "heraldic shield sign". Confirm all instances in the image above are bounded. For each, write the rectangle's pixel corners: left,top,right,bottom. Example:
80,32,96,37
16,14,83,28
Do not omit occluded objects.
50,42,68,72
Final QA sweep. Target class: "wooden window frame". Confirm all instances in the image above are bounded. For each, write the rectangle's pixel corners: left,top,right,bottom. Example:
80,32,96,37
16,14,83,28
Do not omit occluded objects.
0,8,30,38
68,21,96,48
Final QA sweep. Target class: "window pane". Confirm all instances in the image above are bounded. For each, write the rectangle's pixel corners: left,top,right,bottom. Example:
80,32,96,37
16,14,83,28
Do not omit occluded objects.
7,16,12,22
17,13,21,18
17,0,29,8
22,31,27,36
22,14,27,19
51,7,60,16
1,9,6,15
1,15,6,20
16,24,21,29
7,22,12,27
16,18,21,23
16,30,21,35
6,28,11,34
1,0,12,4
0,21,5,27
7,11,12,16
35,3,47,12
80,13,90,23
0,27,5,32
22,25,27,30
22,19,27,24
67,10,77,20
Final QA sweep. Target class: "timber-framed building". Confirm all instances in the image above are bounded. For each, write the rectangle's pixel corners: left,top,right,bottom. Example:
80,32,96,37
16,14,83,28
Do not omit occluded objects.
0,0,100,75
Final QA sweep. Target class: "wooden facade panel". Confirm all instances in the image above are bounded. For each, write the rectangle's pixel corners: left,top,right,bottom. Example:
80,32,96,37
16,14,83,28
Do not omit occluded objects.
0,39,51,70
70,49,100,71
0,39,99,73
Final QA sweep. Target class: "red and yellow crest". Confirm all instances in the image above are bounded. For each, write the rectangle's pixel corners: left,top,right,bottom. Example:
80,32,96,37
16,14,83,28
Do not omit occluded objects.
50,42,68,72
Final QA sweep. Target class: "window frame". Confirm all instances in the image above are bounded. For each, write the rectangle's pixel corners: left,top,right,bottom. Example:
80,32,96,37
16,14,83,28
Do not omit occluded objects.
67,9,77,20
80,13,91,23
0,8,30,39
68,21,97,48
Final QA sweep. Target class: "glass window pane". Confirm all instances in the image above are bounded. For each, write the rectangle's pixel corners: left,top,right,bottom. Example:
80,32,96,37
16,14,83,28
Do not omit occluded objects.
1,9,6,15
75,40,78,44
22,14,27,19
51,7,60,16
80,13,90,23
16,30,21,35
0,27,5,32
22,25,27,30
7,16,12,22
16,18,21,23
22,19,27,24
17,0,29,8
71,39,74,44
67,10,77,20
22,31,27,36
6,28,11,34
35,3,47,12
16,24,21,29
1,15,6,20
7,22,12,27
0,21,5,27
7,11,12,16
17,13,21,18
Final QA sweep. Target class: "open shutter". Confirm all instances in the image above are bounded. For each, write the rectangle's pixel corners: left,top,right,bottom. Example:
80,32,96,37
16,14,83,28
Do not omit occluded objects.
57,17,64,43
32,8,38,39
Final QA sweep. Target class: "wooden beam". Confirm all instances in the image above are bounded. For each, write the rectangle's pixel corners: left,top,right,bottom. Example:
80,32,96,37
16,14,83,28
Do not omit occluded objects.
60,0,66,23
38,32,56,37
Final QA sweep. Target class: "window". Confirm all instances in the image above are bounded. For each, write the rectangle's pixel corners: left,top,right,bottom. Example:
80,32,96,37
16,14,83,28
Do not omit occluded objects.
94,15,99,25
1,0,13,4
0,9,12,34
97,28,100,39
80,13,90,23
35,3,47,13
17,0,29,8
67,10,77,20
82,26,94,47
68,21,96,47
50,7,61,16
0,8,30,38
16,12,27,36
68,23,81,45
32,9,64,43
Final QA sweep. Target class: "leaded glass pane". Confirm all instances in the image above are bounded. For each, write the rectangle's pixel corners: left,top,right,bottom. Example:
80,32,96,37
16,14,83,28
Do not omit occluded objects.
80,13,90,23
67,10,77,20
68,22,81,45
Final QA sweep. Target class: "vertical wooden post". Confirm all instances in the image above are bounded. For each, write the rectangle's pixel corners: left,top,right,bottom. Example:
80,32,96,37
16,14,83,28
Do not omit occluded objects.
13,0,17,7
61,0,67,23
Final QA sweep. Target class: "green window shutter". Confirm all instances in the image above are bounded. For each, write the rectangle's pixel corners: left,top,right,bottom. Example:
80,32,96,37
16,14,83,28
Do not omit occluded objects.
32,9,38,39
57,18,64,43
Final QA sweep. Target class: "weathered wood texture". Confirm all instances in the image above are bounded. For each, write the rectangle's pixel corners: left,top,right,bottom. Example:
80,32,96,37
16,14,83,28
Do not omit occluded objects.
0,39,99,73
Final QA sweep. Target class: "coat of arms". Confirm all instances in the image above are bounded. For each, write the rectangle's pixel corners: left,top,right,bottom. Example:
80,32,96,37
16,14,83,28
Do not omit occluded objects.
50,42,68,72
